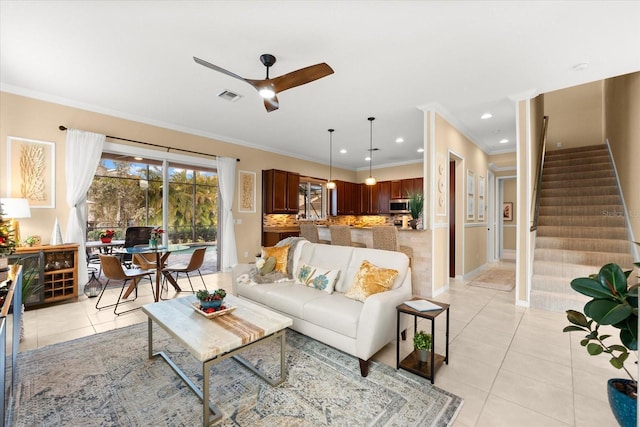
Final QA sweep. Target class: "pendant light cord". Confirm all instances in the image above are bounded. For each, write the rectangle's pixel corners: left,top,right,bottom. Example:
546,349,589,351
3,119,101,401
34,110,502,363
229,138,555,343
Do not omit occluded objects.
368,117,375,178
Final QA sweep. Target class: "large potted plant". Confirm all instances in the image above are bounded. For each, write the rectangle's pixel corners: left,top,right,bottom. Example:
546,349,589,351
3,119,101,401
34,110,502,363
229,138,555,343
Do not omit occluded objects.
563,243,638,427
407,191,424,229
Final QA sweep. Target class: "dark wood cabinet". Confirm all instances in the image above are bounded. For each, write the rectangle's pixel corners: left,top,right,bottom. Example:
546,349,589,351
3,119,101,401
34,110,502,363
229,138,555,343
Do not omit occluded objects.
391,180,402,199
377,181,391,214
402,177,424,196
360,183,379,214
262,169,300,214
262,231,300,247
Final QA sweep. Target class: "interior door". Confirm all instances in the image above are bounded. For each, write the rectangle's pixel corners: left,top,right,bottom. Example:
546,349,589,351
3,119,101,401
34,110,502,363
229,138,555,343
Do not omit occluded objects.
449,160,456,278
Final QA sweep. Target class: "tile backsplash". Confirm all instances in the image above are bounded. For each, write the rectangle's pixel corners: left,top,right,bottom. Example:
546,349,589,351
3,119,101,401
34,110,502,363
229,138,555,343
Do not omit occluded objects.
263,214,395,228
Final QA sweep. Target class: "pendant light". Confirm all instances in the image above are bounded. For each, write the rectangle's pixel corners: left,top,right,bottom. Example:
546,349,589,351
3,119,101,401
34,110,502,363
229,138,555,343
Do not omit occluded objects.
327,129,336,190
365,117,377,186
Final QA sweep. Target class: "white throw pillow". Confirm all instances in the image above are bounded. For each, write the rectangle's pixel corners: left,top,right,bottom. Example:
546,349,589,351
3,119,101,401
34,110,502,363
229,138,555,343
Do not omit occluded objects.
295,263,340,294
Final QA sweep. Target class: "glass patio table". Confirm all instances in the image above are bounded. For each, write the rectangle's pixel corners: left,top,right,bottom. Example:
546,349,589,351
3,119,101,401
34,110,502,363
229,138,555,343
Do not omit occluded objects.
121,244,189,302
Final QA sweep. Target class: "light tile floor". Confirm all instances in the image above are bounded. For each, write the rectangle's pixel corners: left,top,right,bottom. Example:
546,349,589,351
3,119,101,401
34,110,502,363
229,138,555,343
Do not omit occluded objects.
14,262,622,426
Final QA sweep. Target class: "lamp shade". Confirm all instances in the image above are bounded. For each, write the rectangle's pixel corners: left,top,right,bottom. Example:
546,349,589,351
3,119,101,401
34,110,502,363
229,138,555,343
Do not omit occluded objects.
0,198,31,218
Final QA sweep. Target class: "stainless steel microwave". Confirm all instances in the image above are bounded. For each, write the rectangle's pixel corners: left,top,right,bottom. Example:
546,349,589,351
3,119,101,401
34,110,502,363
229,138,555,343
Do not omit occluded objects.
389,199,410,214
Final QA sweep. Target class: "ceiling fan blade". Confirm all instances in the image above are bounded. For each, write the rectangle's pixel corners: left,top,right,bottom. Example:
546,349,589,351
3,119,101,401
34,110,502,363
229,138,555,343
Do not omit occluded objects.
193,56,247,83
271,63,334,93
263,95,279,112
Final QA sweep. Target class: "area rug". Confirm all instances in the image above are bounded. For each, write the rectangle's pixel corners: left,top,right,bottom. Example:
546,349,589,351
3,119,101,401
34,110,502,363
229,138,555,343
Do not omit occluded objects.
12,323,463,426
467,267,516,291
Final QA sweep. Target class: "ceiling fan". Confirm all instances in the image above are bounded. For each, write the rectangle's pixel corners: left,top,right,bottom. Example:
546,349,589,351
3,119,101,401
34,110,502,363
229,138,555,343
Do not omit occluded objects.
193,54,334,112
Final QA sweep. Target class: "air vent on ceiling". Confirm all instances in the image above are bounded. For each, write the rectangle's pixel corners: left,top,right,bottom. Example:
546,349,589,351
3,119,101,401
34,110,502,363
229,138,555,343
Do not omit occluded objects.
217,90,242,102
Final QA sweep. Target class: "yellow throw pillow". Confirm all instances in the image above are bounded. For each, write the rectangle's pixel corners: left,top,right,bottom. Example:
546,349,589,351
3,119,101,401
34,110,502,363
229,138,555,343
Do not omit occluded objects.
261,245,290,273
345,260,398,302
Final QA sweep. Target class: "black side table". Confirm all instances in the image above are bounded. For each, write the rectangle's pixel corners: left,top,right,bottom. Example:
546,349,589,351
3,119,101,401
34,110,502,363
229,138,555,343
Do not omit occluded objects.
396,297,450,384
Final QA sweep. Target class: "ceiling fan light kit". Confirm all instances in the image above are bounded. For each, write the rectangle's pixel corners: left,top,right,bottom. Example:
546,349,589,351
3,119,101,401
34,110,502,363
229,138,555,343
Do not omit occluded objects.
194,53,334,112
365,117,376,186
327,129,336,190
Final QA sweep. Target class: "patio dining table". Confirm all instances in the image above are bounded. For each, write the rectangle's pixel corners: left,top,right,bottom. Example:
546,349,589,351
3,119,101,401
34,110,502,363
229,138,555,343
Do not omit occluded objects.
120,244,190,302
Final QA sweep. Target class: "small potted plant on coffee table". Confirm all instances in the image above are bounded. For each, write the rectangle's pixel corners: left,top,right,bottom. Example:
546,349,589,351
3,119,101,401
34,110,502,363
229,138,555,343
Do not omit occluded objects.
413,330,432,362
196,288,227,311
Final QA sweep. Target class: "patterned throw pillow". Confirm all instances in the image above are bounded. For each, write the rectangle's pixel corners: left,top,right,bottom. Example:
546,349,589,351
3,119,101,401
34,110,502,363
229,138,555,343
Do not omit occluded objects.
295,263,340,294
344,260,398,302
256,256,276,275
261,245,290,273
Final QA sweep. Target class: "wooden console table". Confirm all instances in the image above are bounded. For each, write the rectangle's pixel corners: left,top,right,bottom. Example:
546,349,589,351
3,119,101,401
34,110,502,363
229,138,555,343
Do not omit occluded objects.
14,244,79,305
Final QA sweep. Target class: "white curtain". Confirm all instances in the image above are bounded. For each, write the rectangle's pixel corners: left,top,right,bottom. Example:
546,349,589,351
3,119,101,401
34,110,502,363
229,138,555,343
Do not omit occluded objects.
217,157,238,271
64,129,105,293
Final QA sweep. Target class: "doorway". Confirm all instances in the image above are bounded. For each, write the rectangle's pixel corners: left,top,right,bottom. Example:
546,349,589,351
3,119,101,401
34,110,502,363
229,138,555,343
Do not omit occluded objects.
449,160,456,277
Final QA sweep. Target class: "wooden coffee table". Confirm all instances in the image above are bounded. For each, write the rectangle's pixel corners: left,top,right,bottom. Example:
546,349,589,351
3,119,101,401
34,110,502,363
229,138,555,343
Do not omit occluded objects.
142,294,293,426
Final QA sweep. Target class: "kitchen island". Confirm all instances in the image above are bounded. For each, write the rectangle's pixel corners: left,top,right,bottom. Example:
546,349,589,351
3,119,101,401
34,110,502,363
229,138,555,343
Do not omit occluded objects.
317,226,431,297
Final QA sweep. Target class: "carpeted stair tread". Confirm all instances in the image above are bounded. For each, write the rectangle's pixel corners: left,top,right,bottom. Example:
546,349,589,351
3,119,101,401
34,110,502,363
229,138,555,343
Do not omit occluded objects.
544,144,607,157
541,177,616,189
539,195,621,206
542,162,613,175
536,225,628,239
539,204,626,216
534,248,633,268
540,186,619,197
537,216,626,227
536,236,633,253
543,155,611,168
542,169,614,182
531,274,585,295
532,260,604,278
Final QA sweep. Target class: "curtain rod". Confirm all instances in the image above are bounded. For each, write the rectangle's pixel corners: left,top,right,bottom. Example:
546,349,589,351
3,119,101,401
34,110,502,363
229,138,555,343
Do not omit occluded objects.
58,126,239,162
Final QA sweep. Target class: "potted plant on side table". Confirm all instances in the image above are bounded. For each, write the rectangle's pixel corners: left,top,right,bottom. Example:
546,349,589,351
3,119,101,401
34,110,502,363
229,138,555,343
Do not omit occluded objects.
563,242,638,427
413,330,432,363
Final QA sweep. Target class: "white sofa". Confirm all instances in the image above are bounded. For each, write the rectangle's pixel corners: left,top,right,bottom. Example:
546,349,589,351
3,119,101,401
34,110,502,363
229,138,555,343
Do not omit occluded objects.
232,240,412,376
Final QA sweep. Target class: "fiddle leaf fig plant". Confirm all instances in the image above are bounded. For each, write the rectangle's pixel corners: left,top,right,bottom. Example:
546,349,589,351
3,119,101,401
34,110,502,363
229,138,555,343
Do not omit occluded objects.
564,253,638,386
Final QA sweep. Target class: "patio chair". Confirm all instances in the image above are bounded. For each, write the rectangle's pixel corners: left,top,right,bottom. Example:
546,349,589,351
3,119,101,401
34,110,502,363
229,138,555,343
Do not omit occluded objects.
161,247,207,298
95,254,155,315
121,226,154,267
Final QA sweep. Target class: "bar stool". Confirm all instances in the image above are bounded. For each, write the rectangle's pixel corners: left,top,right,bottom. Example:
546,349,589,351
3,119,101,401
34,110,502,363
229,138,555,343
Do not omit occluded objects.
372,225,413,266
329,225,366,248
299,223,330,244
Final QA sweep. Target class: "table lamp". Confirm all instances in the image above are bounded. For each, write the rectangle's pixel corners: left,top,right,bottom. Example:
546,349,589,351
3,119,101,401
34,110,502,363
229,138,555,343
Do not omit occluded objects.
0,198,31,247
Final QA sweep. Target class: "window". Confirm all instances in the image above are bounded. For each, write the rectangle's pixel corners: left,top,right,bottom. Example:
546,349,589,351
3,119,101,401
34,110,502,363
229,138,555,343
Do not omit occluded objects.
87,154,219,246
298,177,326,220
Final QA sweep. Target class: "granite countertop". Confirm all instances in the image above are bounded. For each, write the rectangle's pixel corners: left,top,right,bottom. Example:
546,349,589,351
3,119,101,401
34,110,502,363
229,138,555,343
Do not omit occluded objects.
263,227,301,232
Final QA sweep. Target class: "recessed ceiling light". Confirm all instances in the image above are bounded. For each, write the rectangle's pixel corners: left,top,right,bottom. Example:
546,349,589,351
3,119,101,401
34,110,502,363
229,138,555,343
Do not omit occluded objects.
417,148,424,153
395,137,404,143
499,139,509,144
481,113,493,120
134,157,143,161
365,156,371,161
340,149,347,154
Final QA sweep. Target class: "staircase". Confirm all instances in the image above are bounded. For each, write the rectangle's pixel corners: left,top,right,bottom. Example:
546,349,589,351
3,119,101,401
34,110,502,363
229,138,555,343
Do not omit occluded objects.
530,144,634,312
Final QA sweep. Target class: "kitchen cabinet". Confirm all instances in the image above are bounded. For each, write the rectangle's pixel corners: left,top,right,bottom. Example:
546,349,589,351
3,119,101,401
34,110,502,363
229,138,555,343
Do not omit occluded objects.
360,183,379,214
402,177,424,196
262,231,300,247
262,169,300,214
329,180,359,216
390,180,402,199
377,181,391,214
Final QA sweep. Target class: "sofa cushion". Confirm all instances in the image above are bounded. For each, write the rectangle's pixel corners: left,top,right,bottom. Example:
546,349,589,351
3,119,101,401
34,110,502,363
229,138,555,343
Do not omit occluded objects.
303,294,363,338
262,245,290,273
344,260,398,302
295,263,340,294
259,283,324,319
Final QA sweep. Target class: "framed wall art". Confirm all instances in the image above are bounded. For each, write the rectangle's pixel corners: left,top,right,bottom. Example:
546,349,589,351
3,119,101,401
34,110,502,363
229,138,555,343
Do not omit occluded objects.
238,170,256,213
6,136,56,208
467,194,475,220
503,202,513,221
466,170,474,196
